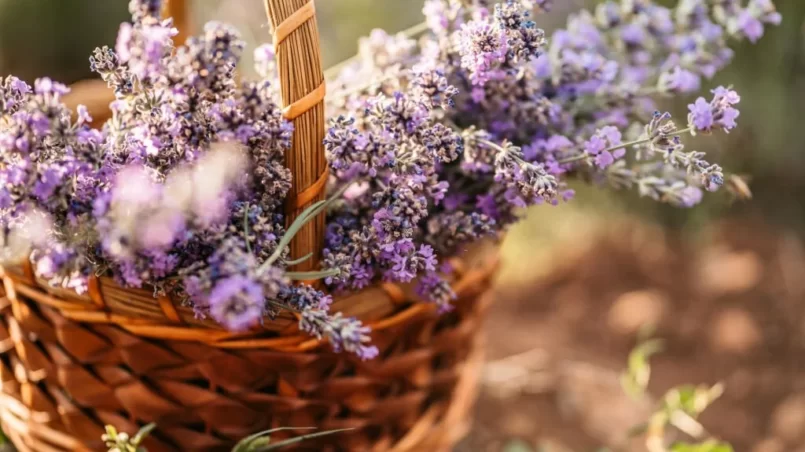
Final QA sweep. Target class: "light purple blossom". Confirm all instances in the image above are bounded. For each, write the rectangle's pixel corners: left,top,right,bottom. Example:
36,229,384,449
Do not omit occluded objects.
208,276,265,331
688,86,740,133
584,127,624,169
458,19,508,86
658,66,701,94
76,105,93,124
300,310,379,360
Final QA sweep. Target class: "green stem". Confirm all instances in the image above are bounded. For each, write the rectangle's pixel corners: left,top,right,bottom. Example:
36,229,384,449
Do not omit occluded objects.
258,182,353,272
558,127,692,164
285,269,340,280
267,299,299,314
243,203,252,254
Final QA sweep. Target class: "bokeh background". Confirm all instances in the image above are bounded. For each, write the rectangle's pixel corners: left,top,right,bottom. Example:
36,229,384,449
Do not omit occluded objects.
2,1,805,451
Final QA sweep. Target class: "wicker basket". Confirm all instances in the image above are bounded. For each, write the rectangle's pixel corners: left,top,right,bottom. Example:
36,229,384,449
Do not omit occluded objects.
0,1,501,451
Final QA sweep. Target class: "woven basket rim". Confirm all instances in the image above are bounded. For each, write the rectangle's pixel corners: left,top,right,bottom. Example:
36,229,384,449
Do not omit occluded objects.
0,240,499,351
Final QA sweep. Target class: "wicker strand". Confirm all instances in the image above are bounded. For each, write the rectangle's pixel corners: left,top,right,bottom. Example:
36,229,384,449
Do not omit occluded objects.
264,0,327,273
163,0,190,45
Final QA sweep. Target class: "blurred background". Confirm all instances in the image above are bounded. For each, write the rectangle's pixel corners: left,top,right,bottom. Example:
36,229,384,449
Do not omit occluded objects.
1,1,804,451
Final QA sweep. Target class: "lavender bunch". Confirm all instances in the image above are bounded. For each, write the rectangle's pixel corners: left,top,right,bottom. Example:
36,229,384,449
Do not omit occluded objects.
324,0,779,307
0,0,377,359
0,0,781,360
0,76,104,292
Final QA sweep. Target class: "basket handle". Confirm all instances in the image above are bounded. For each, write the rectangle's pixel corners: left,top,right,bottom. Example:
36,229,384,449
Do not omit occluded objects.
163,0,191,45
264,0,327,273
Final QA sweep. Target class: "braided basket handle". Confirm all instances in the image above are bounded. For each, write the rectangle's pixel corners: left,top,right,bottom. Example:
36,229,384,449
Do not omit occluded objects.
264,0,327,273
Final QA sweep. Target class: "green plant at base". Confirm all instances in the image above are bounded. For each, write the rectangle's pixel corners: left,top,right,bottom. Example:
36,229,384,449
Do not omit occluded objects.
100,423,352,452
231,427,353,452
621,333,732,452
103,423,154,452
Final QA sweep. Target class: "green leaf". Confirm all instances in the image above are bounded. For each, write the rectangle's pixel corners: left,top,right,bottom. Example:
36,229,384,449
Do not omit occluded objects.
231,427,316,452
670,440,734,452
284,252,313,266
105,425,119,438
265,199,326,265
131,423,156,446
248,428,353,451
243,203,252,254
502,439,535,452
285,269,340,280
663,383,724,417
263,182,352,267
621,338,664,399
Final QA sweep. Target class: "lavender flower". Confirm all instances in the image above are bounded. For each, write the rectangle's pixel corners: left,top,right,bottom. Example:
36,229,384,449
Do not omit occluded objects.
724,0,781,42
688,86,740,134
658,66,701,94
417,273,457,313
458,18,508,86
208,276,265,331
584,127,624,169
300,309,379,360
253,44,277,79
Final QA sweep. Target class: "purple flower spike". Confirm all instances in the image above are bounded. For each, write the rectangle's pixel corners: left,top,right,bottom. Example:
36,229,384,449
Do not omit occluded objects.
208,276,265,331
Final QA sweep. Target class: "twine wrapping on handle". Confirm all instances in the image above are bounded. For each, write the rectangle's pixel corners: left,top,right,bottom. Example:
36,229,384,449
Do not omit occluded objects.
264,0,328,273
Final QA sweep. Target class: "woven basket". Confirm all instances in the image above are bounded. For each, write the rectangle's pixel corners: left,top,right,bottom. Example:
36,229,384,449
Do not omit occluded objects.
0,1,501,451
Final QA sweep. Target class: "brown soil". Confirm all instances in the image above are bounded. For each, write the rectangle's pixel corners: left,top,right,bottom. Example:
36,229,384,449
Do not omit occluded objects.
459,217,805,452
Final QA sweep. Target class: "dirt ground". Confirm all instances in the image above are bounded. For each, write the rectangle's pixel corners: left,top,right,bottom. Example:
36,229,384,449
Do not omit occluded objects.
458,217,805,452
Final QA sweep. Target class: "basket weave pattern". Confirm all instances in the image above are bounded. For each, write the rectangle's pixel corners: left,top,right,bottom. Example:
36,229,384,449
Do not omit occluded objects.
0,1,502,450
0,242,498,451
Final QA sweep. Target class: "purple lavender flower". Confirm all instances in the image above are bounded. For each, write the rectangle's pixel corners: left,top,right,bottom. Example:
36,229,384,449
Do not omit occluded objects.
494,1,547,62
658,66,701,94
423,0,461,35
417,273,456,313
669,185,704,208
0,76,31,114
207,275,264,331
458,19,508,86
300,310,379,360
128,0,163,23
688,86,740,134
728,0,781,43
735,9,764,43
325,116,394,179
584,126,624,169
279,284,333,311
411,65,460,110
76,105,93,124
253,44,277,79
493,141,559,202
116,18,178,82
688,97,714,131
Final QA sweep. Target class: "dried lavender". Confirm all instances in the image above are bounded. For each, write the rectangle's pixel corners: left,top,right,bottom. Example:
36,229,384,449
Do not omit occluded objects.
0,0,369,357
323,0,777,309
0,0,779,359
